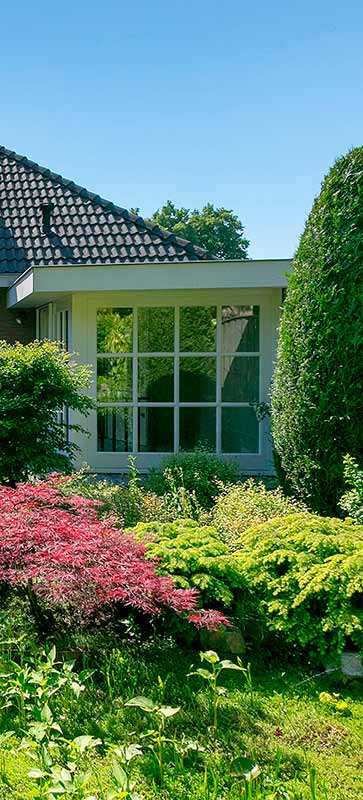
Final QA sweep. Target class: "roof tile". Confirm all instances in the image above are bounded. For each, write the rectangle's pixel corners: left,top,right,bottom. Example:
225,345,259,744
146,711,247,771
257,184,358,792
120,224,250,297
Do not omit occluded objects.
0,146,212,273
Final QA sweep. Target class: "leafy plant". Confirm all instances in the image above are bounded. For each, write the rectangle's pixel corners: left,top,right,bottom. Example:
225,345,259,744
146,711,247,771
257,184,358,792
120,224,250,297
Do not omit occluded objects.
128,519,243,609
272,147,363,514
125,694,180,785
148,449,239,510
0,478,227,632
339,454,363,523
188,650,244,732
106,744,142,799
212,479,307,547
234,512,363,659
0,340,93,486
60,462,168,529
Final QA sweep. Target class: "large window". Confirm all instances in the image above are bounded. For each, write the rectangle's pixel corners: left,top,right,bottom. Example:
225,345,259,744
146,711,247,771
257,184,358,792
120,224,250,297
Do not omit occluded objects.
96,305,260,454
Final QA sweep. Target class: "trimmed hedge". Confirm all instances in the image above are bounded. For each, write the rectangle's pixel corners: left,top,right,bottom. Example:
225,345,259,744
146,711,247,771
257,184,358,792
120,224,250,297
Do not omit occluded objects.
272,147,363,514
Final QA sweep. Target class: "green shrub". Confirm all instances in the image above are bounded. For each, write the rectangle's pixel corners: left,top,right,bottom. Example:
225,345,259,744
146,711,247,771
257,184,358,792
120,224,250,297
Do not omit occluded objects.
128,519,243,608
339,454,363,524
61,467,169,528
147,449,239,509
0,340,93,485
212,479,307,546
272,147,363,515
235,512,363,659
61,456,204,527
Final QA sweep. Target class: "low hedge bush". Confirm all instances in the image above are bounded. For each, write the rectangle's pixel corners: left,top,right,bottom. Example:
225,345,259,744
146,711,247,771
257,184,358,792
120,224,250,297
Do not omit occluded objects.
234,512,363,660
147,450,239,509
128,519,244,609
212,479,306,546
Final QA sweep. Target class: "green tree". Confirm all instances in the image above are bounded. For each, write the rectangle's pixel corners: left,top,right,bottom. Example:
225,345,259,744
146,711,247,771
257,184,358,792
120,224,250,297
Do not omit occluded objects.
149,201,249,259
0,340,93,485
271,147,363,515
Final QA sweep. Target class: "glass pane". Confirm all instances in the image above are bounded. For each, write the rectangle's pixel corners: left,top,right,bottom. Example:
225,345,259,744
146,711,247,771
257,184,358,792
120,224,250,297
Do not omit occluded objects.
97,358,132,402
38,306,49,339
221,356,259,402
97,308,133,353
138,357,174,402
97,408,133,452
138,307,174,352
180,306,217,352
222,305,259,352
138,407,174,452
222,407,259,453
180,357,216,402
179,407,216,451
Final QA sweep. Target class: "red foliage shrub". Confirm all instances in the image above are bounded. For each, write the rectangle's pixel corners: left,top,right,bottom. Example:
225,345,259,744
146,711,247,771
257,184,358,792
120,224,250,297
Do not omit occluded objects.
0,479,228,630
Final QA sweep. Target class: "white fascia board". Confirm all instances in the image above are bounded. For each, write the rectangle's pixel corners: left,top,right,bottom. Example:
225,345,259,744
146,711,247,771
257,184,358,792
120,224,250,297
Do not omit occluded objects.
7,259,291,307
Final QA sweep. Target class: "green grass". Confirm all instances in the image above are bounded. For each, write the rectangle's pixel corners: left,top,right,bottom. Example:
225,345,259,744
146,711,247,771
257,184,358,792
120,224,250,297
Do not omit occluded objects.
0,639,362,799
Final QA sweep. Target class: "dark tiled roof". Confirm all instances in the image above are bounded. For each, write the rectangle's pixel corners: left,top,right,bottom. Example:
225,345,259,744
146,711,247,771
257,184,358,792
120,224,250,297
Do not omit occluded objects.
0,146,211,273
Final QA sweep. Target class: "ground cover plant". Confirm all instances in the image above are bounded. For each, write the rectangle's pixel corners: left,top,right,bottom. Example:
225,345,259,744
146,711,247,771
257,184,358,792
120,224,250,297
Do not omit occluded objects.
0,626,361,799
272,147,363,515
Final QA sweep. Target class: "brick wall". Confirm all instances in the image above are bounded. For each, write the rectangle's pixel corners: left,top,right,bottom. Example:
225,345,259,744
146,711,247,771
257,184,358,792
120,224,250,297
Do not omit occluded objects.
0,289,36,344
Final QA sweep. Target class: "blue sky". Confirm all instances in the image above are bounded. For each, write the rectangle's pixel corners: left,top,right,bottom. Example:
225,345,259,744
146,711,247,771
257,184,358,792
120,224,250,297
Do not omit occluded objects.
1,0,363,258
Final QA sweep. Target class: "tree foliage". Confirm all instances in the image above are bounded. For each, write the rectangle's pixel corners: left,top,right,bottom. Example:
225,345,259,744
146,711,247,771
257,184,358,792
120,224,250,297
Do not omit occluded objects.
272,147,363,514
150,201,249,259
0,341,93,485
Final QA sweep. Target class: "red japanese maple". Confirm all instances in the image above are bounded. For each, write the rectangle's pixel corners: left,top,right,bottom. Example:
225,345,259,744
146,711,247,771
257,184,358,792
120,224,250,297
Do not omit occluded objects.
0,479,228,630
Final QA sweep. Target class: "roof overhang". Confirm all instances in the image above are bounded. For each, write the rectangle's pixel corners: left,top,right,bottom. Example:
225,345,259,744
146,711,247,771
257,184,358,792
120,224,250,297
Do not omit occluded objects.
6,259,291,308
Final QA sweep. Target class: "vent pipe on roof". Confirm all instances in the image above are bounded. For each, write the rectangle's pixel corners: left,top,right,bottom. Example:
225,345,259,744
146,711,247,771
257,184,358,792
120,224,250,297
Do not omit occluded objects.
41,203,53,234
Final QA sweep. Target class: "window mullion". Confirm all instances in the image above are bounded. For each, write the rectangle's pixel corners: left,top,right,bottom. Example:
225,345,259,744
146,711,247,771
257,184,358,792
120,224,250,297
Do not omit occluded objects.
133,307,138,454
174,306,180,453
216,305,222,454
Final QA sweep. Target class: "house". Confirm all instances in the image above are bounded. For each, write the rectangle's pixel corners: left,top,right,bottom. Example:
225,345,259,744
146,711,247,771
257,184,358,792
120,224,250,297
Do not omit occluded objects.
0,145,290,474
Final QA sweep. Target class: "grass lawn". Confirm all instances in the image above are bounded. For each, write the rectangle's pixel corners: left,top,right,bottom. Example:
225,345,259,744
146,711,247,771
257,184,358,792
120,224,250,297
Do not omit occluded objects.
0,640,362,799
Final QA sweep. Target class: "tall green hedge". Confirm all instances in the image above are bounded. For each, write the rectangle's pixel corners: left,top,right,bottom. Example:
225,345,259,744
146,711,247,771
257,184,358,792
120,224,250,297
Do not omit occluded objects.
272,147,363,514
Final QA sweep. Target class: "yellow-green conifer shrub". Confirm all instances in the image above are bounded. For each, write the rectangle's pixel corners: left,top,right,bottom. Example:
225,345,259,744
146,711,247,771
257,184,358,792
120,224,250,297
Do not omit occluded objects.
235,513,363,659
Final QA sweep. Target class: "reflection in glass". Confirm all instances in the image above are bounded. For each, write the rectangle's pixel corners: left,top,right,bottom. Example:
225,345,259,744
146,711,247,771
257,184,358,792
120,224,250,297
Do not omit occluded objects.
222,407,259,453
221,356,259,402
138,407,174,452
138,357,174,402
180,306,217,352
38,306,50,339
97,408,133,452
138,307,174,352
179,357,216,402
221,306,259,352
180,407,216,451
97,308,133,353
97,358,132,402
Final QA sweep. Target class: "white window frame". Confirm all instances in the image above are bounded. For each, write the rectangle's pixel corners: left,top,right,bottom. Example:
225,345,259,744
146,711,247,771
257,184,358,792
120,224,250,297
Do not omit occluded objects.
80,289,278,474
95,303,261,457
